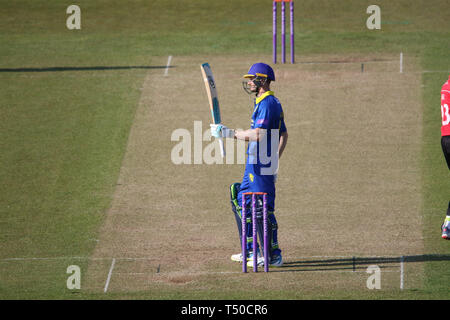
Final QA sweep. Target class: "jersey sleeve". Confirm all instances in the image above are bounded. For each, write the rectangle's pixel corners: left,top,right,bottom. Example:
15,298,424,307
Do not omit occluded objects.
279,110,287,133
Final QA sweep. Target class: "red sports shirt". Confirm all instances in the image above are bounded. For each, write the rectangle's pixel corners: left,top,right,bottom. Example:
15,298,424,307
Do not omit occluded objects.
441,75,450,136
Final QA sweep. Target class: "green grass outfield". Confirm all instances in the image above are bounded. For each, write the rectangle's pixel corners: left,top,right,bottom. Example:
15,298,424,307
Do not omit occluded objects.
0,0,449,299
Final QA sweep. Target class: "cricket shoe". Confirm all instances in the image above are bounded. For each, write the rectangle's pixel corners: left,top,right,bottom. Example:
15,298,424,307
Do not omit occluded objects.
231,253,245,263
245,253,283,268
246,255,265,267
269,254,283,267
442,219,450,240
230,249,261,263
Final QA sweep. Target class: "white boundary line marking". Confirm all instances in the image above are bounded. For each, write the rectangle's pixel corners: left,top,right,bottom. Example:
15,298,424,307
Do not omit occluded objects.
164,55,173,76
104,258,116,293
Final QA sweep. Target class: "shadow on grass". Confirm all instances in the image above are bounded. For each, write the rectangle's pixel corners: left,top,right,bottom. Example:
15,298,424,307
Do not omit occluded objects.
0,65,175,72
273,254,450,273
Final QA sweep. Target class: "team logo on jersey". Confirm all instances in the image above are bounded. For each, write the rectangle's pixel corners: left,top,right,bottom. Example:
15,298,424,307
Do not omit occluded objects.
256,119,268,125
249,173,254,182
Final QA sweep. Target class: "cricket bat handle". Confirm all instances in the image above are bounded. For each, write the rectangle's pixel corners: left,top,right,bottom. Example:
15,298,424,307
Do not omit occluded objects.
218,137,225,157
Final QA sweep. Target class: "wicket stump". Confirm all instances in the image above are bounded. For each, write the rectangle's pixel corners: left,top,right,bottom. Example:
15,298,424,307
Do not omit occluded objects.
241,192,269,273
273,0,294,64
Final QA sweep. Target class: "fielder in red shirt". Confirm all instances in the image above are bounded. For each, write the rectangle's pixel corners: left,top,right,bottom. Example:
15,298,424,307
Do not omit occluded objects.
440,74,450,239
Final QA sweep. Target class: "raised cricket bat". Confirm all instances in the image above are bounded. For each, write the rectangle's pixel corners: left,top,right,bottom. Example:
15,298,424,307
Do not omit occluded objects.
200,63,225,157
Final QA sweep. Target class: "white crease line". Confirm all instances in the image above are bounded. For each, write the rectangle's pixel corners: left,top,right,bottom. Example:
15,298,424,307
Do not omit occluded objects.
0,256,156,261
164,55,173,76
422,70,450,73
400,256,404,290
104,258,116,293
400,52,403,73
1,254,433,261
1,256,90,261
0,254,414,261
111,270,401,277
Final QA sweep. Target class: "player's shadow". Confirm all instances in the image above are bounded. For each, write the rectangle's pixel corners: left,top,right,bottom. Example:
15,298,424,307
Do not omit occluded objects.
275,254,450,273
0,65,175,72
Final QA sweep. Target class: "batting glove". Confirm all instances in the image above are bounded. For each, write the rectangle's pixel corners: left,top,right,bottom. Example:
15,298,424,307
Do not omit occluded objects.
210,124,235,139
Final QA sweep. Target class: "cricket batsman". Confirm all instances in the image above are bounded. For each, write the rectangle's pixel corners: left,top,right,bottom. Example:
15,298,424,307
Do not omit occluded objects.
210,63,288,267
441,74,450,239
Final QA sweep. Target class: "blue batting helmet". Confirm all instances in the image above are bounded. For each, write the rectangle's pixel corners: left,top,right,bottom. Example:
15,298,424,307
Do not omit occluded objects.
243,63,275,81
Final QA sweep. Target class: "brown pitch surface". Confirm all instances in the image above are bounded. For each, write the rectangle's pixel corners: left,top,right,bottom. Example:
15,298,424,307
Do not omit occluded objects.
84,54,424,295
